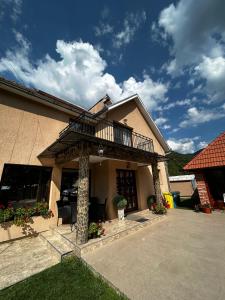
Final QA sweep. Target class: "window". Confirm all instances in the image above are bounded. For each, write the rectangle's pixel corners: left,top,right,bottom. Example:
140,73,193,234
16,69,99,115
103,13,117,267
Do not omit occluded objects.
113,122,132,147
0,164,52,208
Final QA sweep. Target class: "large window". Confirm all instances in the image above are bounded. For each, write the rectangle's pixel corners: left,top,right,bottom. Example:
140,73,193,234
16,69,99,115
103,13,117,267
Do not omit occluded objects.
0,164,52,208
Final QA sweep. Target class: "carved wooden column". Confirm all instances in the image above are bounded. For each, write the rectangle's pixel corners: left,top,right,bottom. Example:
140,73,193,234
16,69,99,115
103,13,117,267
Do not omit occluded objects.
152,159,162,204
76,143,89,245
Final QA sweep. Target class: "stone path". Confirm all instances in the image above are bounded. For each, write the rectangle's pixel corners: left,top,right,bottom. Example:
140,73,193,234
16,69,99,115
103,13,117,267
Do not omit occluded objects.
0,236,59,290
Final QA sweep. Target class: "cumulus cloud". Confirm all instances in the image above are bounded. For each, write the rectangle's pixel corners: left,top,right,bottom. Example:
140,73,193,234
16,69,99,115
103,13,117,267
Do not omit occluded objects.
156,0,225,102
167,138,196,154
194,56,225,102
167,136,207,153
180,105,225,128
113,11,146,48
0,33,168,109
158,0,225,67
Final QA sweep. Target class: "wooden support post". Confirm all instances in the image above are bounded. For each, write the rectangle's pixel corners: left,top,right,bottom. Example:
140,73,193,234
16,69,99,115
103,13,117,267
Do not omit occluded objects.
76,144,89,245
152,160,162,204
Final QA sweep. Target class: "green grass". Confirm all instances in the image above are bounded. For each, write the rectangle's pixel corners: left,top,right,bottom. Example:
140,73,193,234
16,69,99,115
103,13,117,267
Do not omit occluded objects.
0,257,126,300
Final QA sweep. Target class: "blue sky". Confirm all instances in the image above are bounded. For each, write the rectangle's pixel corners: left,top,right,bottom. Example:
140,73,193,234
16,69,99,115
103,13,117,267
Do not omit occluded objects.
0,0,225,153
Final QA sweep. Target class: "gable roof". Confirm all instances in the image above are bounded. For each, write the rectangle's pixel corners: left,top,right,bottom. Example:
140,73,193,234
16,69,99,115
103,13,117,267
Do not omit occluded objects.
106,94,170,153
184,131,225,170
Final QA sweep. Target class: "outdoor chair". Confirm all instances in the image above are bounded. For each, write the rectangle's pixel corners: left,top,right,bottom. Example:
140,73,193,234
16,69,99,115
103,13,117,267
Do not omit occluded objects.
56,199,77,230
89,197,107,222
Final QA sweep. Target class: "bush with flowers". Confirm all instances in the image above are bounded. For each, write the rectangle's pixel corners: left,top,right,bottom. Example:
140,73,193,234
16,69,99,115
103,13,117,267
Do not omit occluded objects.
0,202,53,226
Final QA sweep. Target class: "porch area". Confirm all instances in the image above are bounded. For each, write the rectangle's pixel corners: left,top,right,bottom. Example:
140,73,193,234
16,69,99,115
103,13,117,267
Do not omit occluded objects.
41,210,166,258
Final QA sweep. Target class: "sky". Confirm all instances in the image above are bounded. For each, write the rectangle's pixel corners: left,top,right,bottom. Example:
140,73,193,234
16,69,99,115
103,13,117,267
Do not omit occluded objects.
0,0,225,154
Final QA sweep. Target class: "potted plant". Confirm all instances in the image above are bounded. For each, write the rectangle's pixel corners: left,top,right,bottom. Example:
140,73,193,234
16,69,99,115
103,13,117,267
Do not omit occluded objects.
147,195,156,210
88,222,105,239
153,203,167,215
113,195,127,220
201,203,212,214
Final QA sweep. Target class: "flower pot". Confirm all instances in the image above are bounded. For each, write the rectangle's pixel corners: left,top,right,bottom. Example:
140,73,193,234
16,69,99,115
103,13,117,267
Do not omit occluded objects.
202,207,212,214
118,208,125,220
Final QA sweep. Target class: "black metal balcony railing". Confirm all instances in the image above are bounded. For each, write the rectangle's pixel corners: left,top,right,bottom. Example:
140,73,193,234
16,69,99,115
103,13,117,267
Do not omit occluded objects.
59,113,154,153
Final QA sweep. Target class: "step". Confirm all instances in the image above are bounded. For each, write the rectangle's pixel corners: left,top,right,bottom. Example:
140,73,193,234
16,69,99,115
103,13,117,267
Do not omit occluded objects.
40,230,75,260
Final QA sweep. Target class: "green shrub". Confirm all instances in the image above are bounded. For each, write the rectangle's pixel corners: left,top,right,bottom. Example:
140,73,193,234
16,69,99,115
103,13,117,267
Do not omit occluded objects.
113,195,127,209
147,195,156,208
88,222,105,239
0,207,14,223
153,203,167,215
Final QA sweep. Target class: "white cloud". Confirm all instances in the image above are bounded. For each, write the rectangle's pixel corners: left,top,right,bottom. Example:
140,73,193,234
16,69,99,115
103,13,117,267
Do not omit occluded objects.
156,0,225,101
11,0,22,21
167,138,196,154
0,0,23,22
167,137,208,153
94,23,113,36
113,11,146,48
156,98,192,111
158,0,225,68
154,117,171,130
0,33,168,110
162,124,171,130
198,141,208,149
120,75,168,109
195,56,225,102
155,117,168,126
180,105,225,128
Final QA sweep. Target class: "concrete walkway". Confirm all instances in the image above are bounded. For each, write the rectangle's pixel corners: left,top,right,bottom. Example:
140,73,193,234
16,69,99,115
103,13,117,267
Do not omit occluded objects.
0,236,59,290
83,209,225,300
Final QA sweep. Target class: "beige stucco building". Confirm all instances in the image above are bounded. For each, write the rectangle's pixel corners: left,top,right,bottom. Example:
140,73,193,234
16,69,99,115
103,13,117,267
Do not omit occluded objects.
0,77,170,243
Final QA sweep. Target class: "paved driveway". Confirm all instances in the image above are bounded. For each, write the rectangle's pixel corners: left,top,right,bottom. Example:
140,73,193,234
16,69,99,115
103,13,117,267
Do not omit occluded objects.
83,209,225,300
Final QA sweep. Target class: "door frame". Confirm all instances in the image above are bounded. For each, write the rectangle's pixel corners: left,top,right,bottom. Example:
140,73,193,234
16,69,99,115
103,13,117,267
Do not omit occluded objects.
116,169,138,212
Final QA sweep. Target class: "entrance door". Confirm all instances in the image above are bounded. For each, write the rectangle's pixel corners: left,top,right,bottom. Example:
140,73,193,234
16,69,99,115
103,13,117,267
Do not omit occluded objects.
116,169,138,212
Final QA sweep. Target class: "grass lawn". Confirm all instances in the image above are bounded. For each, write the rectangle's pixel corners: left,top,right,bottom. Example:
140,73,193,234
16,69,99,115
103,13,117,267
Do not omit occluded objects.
0,257,126,300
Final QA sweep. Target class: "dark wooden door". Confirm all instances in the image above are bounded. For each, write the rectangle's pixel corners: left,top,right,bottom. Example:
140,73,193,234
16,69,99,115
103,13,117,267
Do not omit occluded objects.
116,169,138,212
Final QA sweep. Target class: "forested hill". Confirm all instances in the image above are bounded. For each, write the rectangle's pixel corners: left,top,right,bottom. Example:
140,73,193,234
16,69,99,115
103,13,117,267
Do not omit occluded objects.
166,150,201,176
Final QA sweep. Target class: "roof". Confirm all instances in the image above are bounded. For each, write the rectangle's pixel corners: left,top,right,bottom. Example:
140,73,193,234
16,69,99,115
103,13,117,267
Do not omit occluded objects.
106,94,170,153
0,76,87,117
169,175,195,182
184,131,225,170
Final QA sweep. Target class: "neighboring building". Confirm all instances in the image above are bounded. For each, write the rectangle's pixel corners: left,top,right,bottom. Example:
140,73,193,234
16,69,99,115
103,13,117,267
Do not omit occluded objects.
184,132,225,207
169,175,196,198
0,77,170,243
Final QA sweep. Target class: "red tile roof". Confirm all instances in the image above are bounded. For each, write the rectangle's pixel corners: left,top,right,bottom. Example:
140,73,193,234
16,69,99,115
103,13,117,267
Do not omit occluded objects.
184,131,225,170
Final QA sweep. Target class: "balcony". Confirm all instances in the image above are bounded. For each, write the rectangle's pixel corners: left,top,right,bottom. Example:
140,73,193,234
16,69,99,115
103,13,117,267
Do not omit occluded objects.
59,112,154,153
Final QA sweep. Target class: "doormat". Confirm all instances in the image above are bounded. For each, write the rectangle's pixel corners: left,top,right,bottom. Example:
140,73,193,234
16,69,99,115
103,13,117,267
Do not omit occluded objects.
135,218,149,223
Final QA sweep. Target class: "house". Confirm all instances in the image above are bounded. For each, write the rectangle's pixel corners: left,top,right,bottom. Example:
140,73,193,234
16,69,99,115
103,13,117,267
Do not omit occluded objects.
169,175,196,198
184,131,225,208
0,77,170,243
